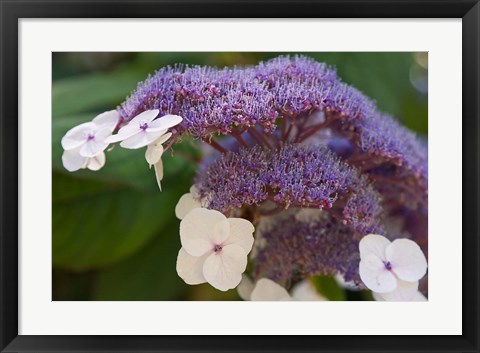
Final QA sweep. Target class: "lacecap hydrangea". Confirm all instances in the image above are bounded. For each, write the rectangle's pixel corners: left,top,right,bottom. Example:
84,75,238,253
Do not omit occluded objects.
61,55,428,299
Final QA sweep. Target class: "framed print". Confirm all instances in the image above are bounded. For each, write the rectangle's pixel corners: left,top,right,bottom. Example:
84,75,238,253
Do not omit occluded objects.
1,0,479,352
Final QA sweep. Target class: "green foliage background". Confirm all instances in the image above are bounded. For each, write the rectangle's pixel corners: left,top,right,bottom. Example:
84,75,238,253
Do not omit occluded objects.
52,52,428,301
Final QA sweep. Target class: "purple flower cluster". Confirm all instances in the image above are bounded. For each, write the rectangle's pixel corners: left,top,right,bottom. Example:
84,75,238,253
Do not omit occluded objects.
118,55,427,210
252,210,362,285
195,143,384,236
116,55,428,285
118,56,366,137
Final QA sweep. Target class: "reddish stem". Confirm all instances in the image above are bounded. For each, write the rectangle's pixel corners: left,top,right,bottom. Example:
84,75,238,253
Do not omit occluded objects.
203,137,228,153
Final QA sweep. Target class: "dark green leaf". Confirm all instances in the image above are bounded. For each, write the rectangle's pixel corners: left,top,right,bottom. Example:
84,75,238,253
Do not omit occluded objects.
311,275,346,301
92,221,187,300
52,172,185,271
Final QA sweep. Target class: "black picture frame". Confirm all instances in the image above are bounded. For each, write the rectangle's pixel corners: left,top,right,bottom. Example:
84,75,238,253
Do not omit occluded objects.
1,1,479,352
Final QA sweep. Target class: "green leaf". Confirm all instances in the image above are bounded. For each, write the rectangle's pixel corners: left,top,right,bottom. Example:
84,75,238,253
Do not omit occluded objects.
311,275,346,301
52,172,186,271
92,221,187,300
52,69,142,118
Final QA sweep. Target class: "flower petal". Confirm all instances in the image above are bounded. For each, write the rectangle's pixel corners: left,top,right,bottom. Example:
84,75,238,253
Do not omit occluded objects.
92,110,119,131
62,148,87,172
86,152,106,171
120,130,164,149
377,280,419,302
291,280,327,301
386,239,427,282
211,219,231,246
175,193,201,220
79,137,108,158
154,159,163,191
147,114,183,132
128,109,160,125
145,132,170,166
359,234,390,261
61,122,95,150
237,275,254,300
250,278,291,301
180,208,226,256
105,110,159,144
176,248,208,285
155,131,172,145
224,218,255,254
359,253,397,293
202,244,247,291
146,143,164,166
105,127,138,144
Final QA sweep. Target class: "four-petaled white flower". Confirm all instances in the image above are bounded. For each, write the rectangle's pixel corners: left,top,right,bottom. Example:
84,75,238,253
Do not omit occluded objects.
175,186,202,220
105,110,182,149
105,109,183,190
61,110,119,172
176,208,254,291
238,276,327,301
359,234,427,301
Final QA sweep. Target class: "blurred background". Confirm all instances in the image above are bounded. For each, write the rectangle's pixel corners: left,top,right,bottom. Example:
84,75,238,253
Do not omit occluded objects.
52,52,428,301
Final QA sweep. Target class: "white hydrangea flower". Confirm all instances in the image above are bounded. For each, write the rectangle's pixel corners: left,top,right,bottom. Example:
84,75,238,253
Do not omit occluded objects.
238,276,327,301
176,208,254,291
106,110,183,190
359,234,427,301
61,110,119,172
105,110,182,149
175,186,202,220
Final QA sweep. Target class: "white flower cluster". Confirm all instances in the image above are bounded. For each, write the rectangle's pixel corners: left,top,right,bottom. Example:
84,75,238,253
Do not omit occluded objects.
359,234,428,301
61,109,183,190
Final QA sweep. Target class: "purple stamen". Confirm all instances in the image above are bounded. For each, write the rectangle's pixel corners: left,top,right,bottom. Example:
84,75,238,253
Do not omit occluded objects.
140,123,148,131
384,261,393,271
87,133,95,141
213,245,223,253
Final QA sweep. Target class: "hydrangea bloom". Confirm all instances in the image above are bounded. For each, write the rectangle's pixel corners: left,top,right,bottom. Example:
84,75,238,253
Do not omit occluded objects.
176,208,254,291
359,234,427,300
195,144,384,235
117,56,427,212
61,110,119,171
61,55,428,299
